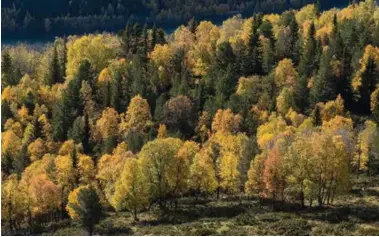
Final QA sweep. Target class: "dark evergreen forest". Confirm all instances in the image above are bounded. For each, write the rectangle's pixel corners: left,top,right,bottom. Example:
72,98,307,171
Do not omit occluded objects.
2,0,348,38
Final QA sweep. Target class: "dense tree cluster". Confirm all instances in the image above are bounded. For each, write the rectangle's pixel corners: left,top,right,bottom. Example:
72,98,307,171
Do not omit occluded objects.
2,0,379,235
1,0,347,38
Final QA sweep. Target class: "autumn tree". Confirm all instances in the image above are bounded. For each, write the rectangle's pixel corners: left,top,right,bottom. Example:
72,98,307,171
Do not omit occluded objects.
211,109,241,134
274,58,299,90
113,158,148,221
163,95,194,136
138,137,183,209
245,153,267,200
190,149,218,196
120,94,153,134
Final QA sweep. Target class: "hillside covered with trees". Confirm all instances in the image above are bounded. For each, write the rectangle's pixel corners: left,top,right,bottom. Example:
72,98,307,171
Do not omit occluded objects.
1,0,379,235
1,0,349,38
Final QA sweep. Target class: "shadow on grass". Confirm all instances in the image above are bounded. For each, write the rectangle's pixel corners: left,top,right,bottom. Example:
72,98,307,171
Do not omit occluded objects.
140,200,251,226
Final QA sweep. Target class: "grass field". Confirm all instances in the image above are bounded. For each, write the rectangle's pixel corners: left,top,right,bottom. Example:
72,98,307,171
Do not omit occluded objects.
9,175,379,236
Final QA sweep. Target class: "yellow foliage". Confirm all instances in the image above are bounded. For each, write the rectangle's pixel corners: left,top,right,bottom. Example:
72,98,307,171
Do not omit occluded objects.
257,113,288,149
211,109,241,134
58,140,75,155
112,158,149,214
17,105,31,125
27,138,46,162
55,155,76,190
352,45,379,91
66,185,87,219
157,124,167,138
149,44,173,68
28,174,61,216
219,152,240,194
322,95,345,122
97,67,112,83
173,25,196,51
2,130,22,156
295,4,317,27
66,34,120,79
218,15,243,44
96,107,119,140
120,95,152,134
78,155,95,185
190,150,218,193
274,58,298,89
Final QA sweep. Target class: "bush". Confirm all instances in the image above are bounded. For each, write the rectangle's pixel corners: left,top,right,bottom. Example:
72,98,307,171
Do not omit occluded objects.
258,218,311,236
95,219,133,235
234,212,258,226
312,221,356,235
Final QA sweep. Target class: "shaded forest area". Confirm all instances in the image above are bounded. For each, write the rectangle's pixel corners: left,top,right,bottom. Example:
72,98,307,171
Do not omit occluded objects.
1,0,348,38
2,0,379,235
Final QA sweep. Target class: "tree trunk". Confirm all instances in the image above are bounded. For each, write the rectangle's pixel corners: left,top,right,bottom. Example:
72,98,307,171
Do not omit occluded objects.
133,208,139,222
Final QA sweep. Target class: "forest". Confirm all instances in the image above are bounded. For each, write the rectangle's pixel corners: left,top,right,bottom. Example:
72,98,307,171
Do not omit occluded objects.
1,0,379,235
1,0,348,38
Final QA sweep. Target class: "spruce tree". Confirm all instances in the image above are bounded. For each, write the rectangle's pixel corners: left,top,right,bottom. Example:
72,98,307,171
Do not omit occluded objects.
289,17,300,64
295,75,309,112
47,46,62,85
187,17,198,33
121,22,132,56
61,36,68,80
299,22,317,78
68,186,103,236
1,101,12,131
310,48,336,105
151,24,157,51
358,55,378,114
1,51,16,87
1,150,14,175
52,91,71,141
244,14,263,75
110,71,123,113
82,114,91,155
311,104,322,126
71,146,80,185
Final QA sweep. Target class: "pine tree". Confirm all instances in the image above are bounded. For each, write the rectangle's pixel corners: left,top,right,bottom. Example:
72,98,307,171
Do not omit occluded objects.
121,22,132,56
187,17,198,33
67,186,103,236
151,24,157,52
310,48,337,105
215,65,236,108
82,114,91,154
311,104,322,126
61,36,68,80
70,116,85,144
47,46,62,85
110,71,123,113
244,14,263,75
24,91,35,112
289,17,300,64
52,91,72,141
1,150,14,175
298,22,317,78
295,75,309,112
156,28,166,45
371,88,379,124
141,24,149,58
357,55,378,114
1,51,16,87
1,101,12,131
